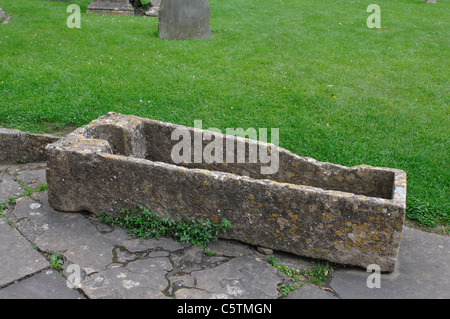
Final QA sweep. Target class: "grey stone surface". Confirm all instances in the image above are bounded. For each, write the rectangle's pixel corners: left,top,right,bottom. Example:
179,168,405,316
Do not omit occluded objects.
79,264,170,299
45,112,407,272
0,221,49,287
0,128,59,164
285,284,338,299
87,0,135,16
205,240,253,257
0,162,48,203
169,274,195,290
0,167,22,203
329,226,450,299
175,288,213,299
257,247,274,255
12,192,117,275
191,256,283,299
0,270,84,299
158,0,211,40
6,162,47,190
0,160,448,299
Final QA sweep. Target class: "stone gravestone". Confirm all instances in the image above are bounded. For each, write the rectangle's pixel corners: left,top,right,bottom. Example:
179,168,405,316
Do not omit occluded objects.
87,0,135,16
159,0,211,40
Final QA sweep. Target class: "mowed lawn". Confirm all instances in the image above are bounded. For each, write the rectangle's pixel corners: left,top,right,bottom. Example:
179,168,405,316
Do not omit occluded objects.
0,0,448,230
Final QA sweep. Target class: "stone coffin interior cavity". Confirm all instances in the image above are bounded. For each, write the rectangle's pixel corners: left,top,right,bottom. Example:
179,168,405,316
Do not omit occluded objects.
83,114,396,200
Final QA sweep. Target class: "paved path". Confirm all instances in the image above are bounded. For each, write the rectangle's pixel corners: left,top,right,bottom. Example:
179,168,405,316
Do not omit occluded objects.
0,163,448,299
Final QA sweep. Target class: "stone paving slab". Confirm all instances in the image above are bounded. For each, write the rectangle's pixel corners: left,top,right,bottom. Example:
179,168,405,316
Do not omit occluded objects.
285,284,338,299
0,221,49,287
190,256,282,299
0,166,22,203
0,162,449,299
6,162,47,189
0,269,84,299
329,226,450,299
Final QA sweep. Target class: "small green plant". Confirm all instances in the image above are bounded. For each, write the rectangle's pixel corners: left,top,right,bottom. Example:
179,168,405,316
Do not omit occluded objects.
50,253,64,269
7,219,16,228
16,158,26,164
267,257,332,297
307,262,332,286
204,249,216,256
99,206,232,246
5,181,49,205
267,256,278,267
279,284,298,297
22,186,34,197
0,203,6,217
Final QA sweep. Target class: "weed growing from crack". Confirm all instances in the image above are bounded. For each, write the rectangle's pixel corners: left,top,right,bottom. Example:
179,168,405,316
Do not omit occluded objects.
99,205,232,246
50,253,64,270
6,179,48,205
204,249,216,256
267,256,332,297
0,203,6,217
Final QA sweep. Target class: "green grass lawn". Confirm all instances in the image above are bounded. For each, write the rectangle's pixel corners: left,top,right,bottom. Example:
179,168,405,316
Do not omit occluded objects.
0,0,448,230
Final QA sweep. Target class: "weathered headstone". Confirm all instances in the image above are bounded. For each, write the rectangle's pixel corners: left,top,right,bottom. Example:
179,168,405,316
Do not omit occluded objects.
158,0,211,40
87,0,135,16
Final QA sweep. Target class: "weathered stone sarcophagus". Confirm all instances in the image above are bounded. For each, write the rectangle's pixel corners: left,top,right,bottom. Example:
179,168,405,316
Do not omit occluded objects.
46,113,407,272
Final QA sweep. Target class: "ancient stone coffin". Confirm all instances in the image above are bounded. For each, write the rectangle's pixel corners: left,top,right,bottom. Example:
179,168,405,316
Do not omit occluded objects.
158,0,211,40
46,113,407,272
